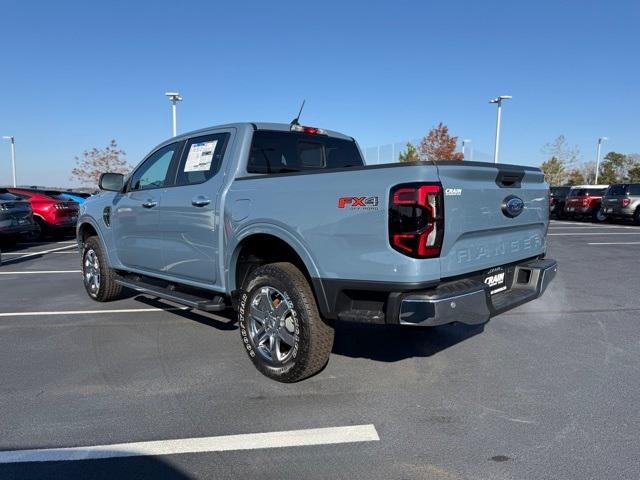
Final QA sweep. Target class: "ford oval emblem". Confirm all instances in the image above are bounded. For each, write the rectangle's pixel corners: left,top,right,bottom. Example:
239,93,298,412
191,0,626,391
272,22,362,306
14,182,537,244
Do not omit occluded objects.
502,195,524,218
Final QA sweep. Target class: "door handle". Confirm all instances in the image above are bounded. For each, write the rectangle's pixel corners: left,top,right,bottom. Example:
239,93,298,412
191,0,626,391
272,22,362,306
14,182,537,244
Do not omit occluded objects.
142,199,158,209
192,196,211,207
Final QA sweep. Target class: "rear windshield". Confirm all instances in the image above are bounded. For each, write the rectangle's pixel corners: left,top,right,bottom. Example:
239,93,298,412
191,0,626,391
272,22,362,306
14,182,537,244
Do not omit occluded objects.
0,190,19,201
606,184,629,196
550,187,570,196
568,188,606,197
248,131,364,174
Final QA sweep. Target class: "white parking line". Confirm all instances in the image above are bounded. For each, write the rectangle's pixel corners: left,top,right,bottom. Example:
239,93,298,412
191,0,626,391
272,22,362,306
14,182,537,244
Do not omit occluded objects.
0,307,190,317
0,270,80,275
0,244,77,264
588,242,640,245
549,225,637,230
15,240,76,246
0,424,380,463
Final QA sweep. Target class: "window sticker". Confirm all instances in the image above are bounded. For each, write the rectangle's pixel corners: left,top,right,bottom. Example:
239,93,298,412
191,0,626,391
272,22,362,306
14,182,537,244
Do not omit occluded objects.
184,140,218,172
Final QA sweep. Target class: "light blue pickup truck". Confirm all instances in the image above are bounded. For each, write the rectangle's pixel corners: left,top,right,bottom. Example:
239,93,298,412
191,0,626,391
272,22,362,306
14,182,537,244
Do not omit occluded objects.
77,122,557,382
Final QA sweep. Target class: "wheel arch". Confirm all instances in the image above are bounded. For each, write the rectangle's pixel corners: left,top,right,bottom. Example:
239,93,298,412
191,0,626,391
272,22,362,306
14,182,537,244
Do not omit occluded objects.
228,229,330,317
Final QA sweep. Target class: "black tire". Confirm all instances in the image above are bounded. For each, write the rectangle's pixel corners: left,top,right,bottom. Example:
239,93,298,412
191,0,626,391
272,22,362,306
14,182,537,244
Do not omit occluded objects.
238,262,334,383
81,236,122,302
634,208,640,226
592,205,607,223
32,217,46,241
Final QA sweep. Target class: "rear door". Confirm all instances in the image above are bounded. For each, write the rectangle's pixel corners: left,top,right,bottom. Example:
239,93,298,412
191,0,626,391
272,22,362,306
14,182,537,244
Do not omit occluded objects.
157,130,233,285
435,162,548,278
112,142,181,273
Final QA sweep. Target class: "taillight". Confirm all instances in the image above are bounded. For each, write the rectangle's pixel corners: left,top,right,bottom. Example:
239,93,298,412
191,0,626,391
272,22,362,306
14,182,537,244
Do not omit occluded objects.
622,198,631,207
582,199,589,207
389,183,444,258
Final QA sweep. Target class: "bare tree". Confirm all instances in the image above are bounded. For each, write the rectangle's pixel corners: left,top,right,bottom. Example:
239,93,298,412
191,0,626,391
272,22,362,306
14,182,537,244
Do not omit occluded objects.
71,140,131,187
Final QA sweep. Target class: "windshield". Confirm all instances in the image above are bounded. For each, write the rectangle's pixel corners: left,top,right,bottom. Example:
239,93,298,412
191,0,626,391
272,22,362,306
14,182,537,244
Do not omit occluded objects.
550,187,570,196
568,188,606,197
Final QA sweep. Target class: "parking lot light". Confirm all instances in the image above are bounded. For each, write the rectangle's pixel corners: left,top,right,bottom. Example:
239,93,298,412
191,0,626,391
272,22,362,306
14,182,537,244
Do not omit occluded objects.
164,92,183,137
489,96,512,164
2,135,16,187
595,136,608,184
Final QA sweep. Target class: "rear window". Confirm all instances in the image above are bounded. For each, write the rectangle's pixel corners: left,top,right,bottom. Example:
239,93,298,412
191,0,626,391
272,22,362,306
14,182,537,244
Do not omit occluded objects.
630,184,640,195
550,187,570,196
569,188,606,197
605,184,631,196
0,191,19,201
248,131,364,174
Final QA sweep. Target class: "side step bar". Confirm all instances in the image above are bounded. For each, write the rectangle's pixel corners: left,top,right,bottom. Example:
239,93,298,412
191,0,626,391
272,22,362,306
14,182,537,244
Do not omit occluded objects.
114,277,226,312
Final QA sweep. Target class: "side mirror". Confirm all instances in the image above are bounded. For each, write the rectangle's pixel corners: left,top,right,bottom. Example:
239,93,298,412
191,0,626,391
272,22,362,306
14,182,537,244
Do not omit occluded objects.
99,173,125,192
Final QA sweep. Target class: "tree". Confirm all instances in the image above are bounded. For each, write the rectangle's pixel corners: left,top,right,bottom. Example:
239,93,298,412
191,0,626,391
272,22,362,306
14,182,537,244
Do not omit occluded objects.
601,151,630,182
540,135,580,185
71,140,131,187
540,156,566,186
398,142,420,162
418,123,464,161
566,169,585,186
627,163,640,183
598,160,618,185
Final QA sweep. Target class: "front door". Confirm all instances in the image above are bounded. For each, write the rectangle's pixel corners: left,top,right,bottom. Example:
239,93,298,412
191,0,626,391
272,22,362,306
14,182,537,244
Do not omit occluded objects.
113,142,181,274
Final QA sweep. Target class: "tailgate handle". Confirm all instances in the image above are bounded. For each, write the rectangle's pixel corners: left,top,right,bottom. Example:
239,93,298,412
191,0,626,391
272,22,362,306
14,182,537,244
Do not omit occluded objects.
495,170,524,188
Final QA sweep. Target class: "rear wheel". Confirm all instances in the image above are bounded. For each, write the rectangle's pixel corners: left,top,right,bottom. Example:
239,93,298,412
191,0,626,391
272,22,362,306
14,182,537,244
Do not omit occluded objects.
634,208,640,226
82,236,122,302
593,205,607,223
238,262,334,383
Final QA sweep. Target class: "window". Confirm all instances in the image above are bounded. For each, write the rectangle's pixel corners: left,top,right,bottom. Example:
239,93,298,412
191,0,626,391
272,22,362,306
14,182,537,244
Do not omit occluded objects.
0,190,19,201
175,133,230,186
569,188,606,197
248,131,364,174
129,144,178,191
629,184,640,195
607,184,629,196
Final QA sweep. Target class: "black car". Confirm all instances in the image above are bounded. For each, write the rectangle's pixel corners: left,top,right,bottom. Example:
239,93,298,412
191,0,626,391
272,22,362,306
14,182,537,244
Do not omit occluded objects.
0,189,39,244
549,186,571,219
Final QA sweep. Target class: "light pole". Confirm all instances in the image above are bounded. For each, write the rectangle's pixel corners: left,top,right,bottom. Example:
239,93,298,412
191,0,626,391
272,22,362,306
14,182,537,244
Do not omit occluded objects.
164,91,183,137
2,136,16,187
594,136,608,184
489,95,512,164
461,139,471,160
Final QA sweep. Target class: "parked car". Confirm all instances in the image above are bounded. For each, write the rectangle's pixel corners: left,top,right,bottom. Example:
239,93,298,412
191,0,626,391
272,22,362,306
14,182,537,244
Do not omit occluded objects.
563,185,608,222
0,189,39,244
549,186,571,219
77,122,557,382
601,183,640,224
8,188,79,239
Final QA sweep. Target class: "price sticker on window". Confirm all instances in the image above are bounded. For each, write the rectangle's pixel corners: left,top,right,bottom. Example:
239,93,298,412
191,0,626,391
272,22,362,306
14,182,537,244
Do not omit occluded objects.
184,140,218,172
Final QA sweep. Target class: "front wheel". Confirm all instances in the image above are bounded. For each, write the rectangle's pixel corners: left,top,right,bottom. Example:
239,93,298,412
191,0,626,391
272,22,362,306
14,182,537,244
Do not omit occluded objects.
82,236,123,302
238,262,334,383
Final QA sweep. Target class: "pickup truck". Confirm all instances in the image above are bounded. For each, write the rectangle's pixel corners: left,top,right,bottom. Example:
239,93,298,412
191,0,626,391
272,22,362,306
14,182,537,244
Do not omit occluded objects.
77,122,557,382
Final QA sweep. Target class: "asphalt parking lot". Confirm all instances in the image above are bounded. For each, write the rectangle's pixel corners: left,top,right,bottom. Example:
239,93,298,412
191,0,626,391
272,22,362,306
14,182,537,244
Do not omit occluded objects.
1,220,639,480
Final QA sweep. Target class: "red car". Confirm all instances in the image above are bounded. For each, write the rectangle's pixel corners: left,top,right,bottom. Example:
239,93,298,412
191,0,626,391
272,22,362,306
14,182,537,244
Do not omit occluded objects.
8,189,79,239
563,185,608,222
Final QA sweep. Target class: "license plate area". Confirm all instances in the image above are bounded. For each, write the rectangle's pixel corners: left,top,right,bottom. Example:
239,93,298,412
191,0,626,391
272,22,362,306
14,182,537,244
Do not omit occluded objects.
483,266,508,295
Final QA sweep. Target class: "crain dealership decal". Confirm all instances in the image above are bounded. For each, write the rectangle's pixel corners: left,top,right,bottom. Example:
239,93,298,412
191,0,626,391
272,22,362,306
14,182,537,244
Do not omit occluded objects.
338,196,379,210
445,188,462,196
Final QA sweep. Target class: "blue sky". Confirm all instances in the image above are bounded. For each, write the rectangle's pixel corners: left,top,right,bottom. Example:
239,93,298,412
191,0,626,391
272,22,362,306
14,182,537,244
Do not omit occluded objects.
0,0,638,186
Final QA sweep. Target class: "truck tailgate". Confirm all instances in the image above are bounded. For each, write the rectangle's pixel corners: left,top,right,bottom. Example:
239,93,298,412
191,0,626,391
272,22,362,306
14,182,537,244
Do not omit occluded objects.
435,162,548,278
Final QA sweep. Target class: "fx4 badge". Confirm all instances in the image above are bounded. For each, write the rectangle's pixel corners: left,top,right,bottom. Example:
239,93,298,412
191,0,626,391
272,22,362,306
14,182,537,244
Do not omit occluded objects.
338,196,379,210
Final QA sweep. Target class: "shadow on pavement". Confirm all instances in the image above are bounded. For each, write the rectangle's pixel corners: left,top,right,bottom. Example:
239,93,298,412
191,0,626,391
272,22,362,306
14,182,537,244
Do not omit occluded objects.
0,455,194,480
331,322,485,362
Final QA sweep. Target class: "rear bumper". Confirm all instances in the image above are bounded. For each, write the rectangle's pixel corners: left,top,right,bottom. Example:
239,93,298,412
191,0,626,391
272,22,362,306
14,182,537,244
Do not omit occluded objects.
396,258,557,327
0,223,39,236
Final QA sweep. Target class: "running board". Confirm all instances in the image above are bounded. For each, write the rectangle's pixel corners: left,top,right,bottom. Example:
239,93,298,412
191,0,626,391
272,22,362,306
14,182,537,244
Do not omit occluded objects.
114,277,226,312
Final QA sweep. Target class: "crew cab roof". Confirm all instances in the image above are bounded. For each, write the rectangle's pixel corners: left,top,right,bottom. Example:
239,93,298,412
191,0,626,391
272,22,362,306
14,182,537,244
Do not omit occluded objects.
151,122,355,152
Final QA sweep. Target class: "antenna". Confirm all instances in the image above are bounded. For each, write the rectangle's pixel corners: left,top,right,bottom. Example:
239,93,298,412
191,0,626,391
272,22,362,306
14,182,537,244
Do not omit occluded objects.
290,99,306,126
